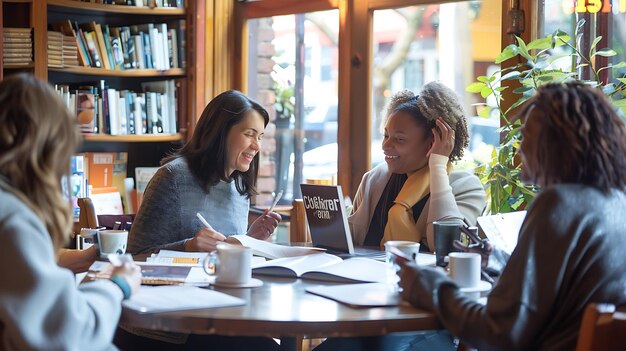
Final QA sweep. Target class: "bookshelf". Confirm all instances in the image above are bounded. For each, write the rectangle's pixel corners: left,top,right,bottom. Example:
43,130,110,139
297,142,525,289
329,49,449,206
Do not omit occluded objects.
1,0,199,216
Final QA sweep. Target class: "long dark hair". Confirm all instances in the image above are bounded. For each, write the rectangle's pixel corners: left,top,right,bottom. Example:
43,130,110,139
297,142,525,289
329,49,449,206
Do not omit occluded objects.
520,82,626,192
163,90,269,197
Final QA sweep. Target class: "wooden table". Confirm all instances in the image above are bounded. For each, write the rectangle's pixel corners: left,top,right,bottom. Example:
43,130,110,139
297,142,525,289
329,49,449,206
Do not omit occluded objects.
119,275,442,351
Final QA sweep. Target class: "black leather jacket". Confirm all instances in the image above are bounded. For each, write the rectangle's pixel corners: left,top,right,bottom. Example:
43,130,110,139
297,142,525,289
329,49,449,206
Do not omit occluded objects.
400,184,626,350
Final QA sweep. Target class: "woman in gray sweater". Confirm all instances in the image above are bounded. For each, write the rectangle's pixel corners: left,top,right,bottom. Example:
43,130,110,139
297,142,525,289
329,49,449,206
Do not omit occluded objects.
0,73,141,350
129,90,282,255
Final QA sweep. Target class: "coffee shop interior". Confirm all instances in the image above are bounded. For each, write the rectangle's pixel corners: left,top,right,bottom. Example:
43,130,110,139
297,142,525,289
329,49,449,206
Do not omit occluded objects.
1,0,626,350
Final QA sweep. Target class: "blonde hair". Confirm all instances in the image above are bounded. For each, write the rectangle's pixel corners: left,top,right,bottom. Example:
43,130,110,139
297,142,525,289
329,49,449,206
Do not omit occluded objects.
0,74,79,250
384,81,469,162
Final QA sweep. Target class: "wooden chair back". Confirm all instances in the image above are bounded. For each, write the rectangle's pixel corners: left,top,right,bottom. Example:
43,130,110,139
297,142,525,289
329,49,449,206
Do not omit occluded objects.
77,197,99,229
575,303,626,351
290,199,310,243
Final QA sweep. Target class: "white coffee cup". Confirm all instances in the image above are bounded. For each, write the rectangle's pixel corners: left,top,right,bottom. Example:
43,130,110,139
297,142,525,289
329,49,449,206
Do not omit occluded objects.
448,252,481,288
97,230,128,258
384,240,420,264
203,243,252,286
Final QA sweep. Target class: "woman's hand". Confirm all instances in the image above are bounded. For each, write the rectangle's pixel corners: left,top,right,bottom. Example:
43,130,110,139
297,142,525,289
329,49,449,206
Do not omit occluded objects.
428,118,455,158
111,262,142,296
247,209,282,241
185,227,227,252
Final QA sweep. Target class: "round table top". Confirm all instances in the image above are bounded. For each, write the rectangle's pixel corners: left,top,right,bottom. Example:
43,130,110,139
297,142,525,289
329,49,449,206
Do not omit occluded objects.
120,276,441,339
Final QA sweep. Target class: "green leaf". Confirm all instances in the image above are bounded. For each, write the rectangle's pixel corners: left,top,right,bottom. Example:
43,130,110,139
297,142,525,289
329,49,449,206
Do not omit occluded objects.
553,34,571,47
516,36,533,62
480,86,493,99
593,48,617,57
614,99,626,108
466,82,485,93
495,45,519,64
617,78,626,85
527,37,552,50
476,76,488,83
589,35,603,56
478,106,491,118
500,71,521,81
512,85,533,94
613,62,626,69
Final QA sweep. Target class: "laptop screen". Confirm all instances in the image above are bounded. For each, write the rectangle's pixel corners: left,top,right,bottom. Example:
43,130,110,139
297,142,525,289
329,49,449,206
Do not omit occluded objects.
300,184,355,254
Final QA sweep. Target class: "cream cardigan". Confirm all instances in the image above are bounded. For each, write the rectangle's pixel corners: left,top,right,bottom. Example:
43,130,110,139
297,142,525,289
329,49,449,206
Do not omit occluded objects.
348,155,486,250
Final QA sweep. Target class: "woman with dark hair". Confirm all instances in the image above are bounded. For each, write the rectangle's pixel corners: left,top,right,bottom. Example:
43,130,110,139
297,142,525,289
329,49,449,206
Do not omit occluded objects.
399,82,626,350
349,81,486,251
0,73,142,350
128,90,282,254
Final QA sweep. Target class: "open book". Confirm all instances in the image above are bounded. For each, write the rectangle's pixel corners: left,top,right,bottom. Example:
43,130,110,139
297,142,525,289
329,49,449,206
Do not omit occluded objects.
229,234,325,259
252,253,388,284
477,211,526,255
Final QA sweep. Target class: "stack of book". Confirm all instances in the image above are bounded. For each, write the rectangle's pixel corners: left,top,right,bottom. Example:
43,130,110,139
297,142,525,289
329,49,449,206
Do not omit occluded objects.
47,31,64,68
3,28,33,66
62,34,80,67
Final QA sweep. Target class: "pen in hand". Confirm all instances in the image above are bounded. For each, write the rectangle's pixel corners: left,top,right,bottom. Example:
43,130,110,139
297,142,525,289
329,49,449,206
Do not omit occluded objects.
268,189,284,213
196,212,214,230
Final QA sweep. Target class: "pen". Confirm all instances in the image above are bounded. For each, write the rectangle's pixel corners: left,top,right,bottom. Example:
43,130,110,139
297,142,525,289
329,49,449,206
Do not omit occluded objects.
196,212,214,230
268,189,283,213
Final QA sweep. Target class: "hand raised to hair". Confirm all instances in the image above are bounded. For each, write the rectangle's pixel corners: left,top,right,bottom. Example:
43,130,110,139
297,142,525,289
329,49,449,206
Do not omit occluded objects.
428,118,455,158
247,208,282,241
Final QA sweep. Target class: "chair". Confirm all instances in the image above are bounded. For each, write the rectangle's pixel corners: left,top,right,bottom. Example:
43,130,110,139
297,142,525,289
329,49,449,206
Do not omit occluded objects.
290,199,311,243
575,303,626,351
77,196,135,231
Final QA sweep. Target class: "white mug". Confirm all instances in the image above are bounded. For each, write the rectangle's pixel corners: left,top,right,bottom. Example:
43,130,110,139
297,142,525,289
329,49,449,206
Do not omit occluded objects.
384,240,420,264
97,230,128,258
203,243,252,286
448,252,481,288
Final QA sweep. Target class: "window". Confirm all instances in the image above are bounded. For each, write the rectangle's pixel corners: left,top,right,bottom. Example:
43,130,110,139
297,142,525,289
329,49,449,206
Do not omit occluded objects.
371,0,503,168
246,11,339,204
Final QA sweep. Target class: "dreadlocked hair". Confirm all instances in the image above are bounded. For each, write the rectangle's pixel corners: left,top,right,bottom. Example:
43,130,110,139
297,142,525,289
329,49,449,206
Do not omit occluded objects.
524,82,626,192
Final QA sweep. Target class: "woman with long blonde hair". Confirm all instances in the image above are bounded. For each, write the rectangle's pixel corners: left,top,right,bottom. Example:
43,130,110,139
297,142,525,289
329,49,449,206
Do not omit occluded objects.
0,73,141,350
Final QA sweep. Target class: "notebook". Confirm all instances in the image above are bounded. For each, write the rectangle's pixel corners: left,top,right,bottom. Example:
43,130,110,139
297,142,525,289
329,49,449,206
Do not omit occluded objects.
300,184,385,261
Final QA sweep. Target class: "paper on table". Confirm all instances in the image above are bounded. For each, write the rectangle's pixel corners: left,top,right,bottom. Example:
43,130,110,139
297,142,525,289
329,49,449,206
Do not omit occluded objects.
123,285,245,313
123,285,246,313
306,283,401,307
229,234,325,259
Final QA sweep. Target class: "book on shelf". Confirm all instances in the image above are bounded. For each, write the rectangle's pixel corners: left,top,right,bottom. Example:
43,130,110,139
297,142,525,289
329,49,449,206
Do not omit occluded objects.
251,253,389,284
135,166,159,209
76,87,97,133
70,154,89,219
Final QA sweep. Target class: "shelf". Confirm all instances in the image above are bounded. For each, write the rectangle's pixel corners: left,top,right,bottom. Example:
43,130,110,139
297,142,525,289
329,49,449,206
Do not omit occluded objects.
48,0,185,15
83,133,183,143
49,66,185,77
3,63,35,69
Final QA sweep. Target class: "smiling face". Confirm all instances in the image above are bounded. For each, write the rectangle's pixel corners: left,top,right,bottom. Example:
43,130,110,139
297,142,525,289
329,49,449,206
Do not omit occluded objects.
382,111,433,174
225,110,265,177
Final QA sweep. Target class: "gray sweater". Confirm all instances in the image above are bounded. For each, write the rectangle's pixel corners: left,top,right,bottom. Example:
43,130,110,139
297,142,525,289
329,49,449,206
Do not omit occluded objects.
128,157,249,254
0,188,123,351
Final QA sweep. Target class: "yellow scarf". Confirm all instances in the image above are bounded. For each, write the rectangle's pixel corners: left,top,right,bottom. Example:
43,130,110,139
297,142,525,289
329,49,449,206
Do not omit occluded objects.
382,165,430,245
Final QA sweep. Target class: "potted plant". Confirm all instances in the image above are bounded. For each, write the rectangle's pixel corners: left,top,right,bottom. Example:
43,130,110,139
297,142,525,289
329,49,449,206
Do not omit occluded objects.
468,19,626,214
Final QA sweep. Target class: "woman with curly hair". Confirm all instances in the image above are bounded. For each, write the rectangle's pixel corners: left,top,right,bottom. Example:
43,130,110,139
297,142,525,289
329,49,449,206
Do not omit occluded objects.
349,81,486,251
399,82,626,350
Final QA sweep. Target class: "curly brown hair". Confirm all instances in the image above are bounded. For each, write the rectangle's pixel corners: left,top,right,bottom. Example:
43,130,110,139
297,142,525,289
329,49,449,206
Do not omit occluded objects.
519,82,626,192
385,81,469,162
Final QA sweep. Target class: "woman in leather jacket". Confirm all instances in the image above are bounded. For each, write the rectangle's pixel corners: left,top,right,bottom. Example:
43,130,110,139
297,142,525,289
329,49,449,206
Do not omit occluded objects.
398,82,626,351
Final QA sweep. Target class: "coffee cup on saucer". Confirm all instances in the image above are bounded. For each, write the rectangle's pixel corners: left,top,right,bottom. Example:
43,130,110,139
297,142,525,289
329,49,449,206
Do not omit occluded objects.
448,252,491,300
203,243,263,288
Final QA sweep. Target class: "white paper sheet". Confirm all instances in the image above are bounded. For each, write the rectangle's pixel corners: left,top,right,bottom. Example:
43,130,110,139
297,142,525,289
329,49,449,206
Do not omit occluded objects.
123,286,245,313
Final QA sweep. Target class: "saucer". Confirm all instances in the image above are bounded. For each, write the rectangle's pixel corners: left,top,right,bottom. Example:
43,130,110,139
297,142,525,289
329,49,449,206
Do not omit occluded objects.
458,280,492,293
212,277,263,289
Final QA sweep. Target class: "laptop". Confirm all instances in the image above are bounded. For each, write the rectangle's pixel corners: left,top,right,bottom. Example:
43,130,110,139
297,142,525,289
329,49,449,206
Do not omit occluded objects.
300,184,386,261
